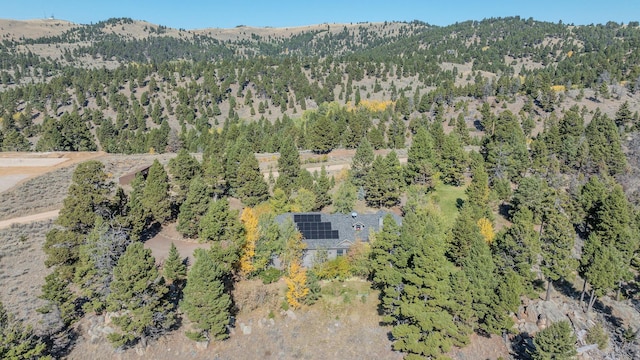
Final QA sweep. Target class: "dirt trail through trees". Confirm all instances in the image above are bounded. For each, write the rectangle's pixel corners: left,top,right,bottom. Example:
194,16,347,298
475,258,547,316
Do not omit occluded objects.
0,209,60,229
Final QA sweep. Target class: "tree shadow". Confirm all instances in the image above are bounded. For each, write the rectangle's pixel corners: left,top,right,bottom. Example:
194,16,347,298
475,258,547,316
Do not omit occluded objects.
47,327,79,359
139,222,162,242
553,278,582,302
455,198,465,209
498,203,512,219
473,119,483,131
510,331,534,360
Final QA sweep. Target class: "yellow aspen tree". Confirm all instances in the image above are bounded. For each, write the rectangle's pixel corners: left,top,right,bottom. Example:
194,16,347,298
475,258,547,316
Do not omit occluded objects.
239,207,258,277
285,262,309,309
477,218,495,244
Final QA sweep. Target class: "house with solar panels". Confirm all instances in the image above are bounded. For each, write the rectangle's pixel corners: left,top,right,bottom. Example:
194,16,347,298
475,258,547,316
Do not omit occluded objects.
275,211,402,268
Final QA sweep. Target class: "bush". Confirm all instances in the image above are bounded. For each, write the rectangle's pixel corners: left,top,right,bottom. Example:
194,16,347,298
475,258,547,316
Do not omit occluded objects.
585,323,609,350
259,268,283,284
314,257,350,280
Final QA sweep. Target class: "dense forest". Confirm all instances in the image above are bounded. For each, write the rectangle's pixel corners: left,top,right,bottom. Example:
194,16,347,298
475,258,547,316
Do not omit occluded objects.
2,16,640,359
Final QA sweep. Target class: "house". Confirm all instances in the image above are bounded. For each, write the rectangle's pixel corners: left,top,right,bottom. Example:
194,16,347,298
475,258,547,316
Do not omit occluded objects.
275,211,402,268
118,165,152,186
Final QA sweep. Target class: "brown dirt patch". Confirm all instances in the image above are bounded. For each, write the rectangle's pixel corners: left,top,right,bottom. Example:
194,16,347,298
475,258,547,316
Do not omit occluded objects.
145,222,210,267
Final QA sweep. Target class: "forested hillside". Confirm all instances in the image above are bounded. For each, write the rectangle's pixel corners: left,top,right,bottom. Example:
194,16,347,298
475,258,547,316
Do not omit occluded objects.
2,16,640,360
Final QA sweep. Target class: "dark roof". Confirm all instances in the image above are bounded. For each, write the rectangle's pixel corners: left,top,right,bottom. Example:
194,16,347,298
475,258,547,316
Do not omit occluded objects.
275,211,402,250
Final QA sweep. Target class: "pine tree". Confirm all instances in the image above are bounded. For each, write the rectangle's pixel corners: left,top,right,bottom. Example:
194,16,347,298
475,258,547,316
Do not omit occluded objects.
0,302,51,360
391,208,469,358
57,160,112,234
106,242,176,348
365,152,403,208
306,112,337,154
350,137,374,187
454,112,471,144
202,149,227,198
333,181,357,214
313,166,332,210
235,152,269,206
168,149,201,205
239,207,258,277
439,134,467,186
465,163,492,219
142,160,171,225
531,321,577,360
270,188,290,215
275,137,300,195
585,110,626,176
405,127,435,186
163,243,186,283
181,249,231,341
75,218,131,313
370,215,404,319
447,205,483,266
492,207,540,293
177,176,211,238
540,210,577,301
198,198,244,269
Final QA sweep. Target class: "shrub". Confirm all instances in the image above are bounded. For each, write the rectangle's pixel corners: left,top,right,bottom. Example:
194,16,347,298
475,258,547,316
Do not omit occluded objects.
585,323,609,350
259,268,282,284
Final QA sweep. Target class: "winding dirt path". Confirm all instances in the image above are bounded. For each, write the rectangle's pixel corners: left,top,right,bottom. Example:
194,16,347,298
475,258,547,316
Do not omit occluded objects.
0,209,59,229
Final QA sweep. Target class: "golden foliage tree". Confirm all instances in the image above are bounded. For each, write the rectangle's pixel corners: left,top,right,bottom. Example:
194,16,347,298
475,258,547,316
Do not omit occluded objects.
285,262,309,309
477,218,495,244
239,207,258,277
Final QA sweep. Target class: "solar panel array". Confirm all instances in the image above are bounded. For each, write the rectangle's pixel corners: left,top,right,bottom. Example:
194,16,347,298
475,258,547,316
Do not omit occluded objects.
293,214,339,240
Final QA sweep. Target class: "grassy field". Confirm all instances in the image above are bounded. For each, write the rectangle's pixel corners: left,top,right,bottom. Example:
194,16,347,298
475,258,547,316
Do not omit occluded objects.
428,182,468,228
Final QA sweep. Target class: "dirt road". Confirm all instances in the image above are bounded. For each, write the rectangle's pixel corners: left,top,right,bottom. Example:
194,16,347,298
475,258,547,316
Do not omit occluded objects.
0,209,59,229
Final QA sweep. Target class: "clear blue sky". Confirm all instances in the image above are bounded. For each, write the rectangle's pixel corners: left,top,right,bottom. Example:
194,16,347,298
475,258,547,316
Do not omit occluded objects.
1,0,638,29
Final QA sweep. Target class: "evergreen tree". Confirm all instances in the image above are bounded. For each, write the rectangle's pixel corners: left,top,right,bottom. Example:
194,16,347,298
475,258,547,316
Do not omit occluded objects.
483,110,529,180
106,242,176,348
198,198,244,270
57,160,112,234
454,112,471,144
350,137,374,187
365,152,403,208
370,215,404,319
181,249,232,341
439,134,467,186
391,208,469,358
405,127,435,187
492,207,540,293
313,166,332,210
163,243,186,283
465,162,492,219
202,148,227,198
448,205,484,266
235,152,269,206
585,110,626,176
275,137,300,195
540,210,577,301
142,160,171,225
306,112,337,153
531,321,577,360
614,101,632,129
177,176,211,238
168,149,201,204
0,302,51,360
333,181,357,214
75,218,131,313
270,188,290,215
